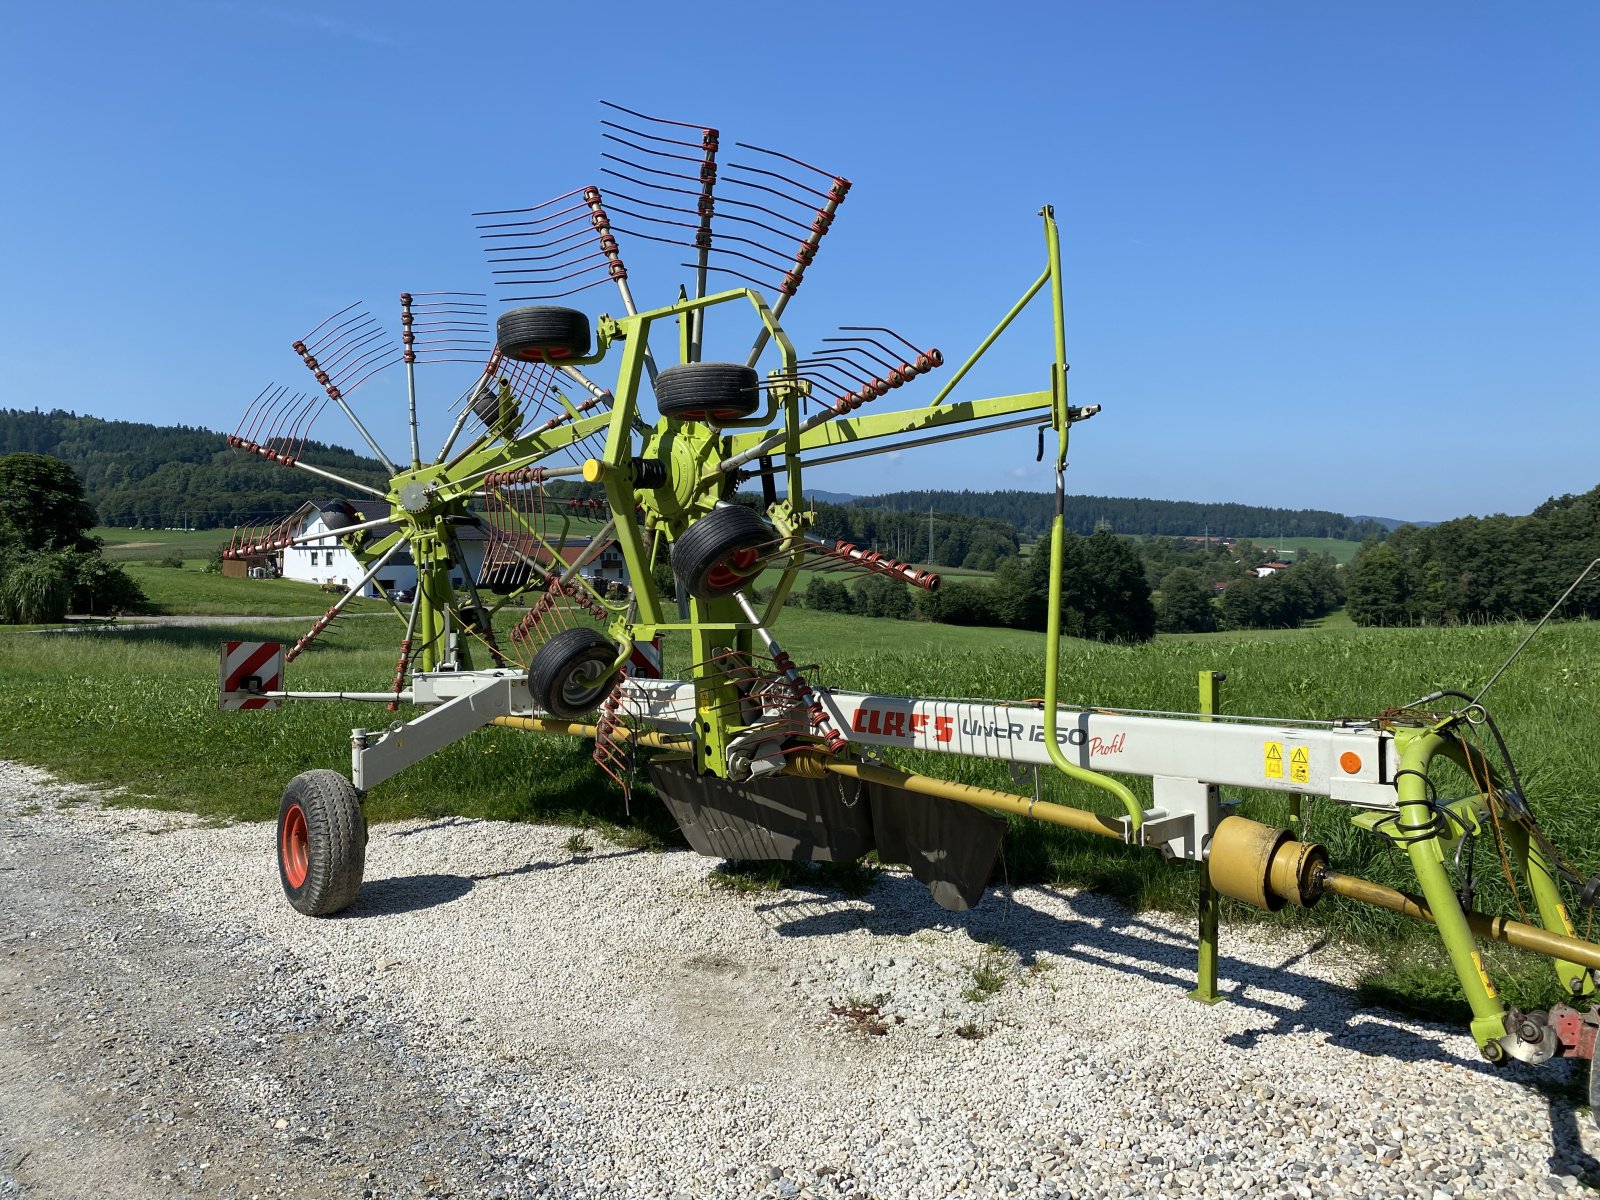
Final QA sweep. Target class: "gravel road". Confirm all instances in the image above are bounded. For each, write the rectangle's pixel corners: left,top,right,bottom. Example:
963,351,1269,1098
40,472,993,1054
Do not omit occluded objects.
2,759,1596,1199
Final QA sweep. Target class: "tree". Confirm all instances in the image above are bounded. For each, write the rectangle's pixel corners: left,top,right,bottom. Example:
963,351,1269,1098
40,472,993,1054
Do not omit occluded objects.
1346,539,1413,627
0,453,98,553
1065,532,1157,643
917,580,1000,627
803,576,853,613
850,574,913,619
1156,567,1217,633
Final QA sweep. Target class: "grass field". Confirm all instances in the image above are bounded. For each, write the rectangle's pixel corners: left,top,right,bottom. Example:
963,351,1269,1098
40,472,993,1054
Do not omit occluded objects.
1266,535,1366,564
96,527,237,562
2,582,1597,1019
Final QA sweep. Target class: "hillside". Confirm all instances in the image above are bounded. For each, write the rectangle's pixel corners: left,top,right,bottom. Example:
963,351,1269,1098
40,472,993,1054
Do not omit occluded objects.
8,408,1385,546
850,489,1388,541
0,408,390,528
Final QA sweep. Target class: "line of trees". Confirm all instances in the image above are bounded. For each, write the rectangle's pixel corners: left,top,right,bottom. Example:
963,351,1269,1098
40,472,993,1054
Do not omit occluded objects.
848,489,1387,541
1345,484,1600,626
895,531,1157,643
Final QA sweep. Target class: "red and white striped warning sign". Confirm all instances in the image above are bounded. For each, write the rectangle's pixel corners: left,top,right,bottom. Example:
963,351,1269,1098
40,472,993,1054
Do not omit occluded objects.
218,641,284,710
625,635,663,679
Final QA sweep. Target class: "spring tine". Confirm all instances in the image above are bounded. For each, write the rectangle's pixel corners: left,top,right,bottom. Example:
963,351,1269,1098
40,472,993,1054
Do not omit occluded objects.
317,322,388,373
604,188,797,246
602,131,705,166
264,390,305,453
599,100,715,135
726,159,836,206
839,325,943,367
233,383,276,441
292,308,399,472
242,383,287,447
489,244,607,278
688,262,780,292
733,140,838,179
818,338,906,378
478,184,629,304
477,211,592,242
303,307,372,358
484,225,595,261
285,393,327,462
722,169,824,215
299,300,362,350
473,187,595,219
248,384,295,449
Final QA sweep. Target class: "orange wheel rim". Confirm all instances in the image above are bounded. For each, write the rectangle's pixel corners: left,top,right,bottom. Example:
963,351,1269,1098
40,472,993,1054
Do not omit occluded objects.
706,546,762,591
281,802,309,888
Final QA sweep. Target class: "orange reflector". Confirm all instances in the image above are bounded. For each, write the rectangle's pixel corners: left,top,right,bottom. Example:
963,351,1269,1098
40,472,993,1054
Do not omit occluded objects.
1340,752,1363,775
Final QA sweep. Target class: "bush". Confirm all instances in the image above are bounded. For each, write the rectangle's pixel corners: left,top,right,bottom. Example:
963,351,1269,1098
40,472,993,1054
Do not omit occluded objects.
804,576,853,613
918,580,1001,627
0,553,71,623
159,552,184,569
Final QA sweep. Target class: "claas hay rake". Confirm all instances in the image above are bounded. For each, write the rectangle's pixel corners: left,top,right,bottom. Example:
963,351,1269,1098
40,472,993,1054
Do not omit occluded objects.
221,103,1600,1113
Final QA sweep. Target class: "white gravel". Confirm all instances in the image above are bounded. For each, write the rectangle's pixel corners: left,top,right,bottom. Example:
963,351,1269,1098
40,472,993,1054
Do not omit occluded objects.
2,758,1597,1199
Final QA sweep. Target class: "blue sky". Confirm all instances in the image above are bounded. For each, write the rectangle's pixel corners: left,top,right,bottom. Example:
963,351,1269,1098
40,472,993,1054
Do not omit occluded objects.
1,2,1593,522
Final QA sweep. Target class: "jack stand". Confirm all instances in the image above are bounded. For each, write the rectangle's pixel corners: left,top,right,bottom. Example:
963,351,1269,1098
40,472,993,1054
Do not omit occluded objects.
1190,669,1226,1005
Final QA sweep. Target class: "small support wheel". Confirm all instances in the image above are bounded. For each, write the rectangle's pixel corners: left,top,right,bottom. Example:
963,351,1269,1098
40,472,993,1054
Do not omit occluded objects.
528,627,622,719
496,306,591,363
672,505,773,599
277,770,367,916
653,362,761,422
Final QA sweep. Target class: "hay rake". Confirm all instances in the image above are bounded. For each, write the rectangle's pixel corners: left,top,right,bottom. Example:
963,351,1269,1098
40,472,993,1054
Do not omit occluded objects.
222,104,1600,1115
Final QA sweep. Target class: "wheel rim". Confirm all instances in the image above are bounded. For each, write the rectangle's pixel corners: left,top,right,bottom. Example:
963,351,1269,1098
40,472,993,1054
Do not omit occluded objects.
560,657,611,708
281,802,309,888
705,545,763,592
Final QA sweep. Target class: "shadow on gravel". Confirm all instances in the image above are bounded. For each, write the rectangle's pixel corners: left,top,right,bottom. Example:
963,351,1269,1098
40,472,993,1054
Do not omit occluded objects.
345,848,647,917
757,870,1569,1076
344,873,476,916
387,816,486,838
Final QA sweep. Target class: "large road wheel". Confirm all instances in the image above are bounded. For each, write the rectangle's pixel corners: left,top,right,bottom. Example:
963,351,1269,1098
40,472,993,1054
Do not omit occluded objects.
496,306,591,363
653,362,760,422
277,770,367,916
528,627,622,719
673,505,772,599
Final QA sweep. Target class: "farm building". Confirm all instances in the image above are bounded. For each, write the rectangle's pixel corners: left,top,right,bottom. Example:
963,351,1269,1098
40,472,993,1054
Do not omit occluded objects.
279,500,628,597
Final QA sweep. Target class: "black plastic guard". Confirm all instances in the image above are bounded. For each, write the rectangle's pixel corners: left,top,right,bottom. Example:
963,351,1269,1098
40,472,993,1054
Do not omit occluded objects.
648,757,875,863
870,786,1006,912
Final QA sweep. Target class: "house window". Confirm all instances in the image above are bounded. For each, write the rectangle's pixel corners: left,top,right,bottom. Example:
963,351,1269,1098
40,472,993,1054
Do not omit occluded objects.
378,579,394,591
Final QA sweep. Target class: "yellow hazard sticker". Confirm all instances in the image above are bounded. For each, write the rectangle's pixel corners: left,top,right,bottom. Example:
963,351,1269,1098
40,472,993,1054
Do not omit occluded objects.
1264,741,1283,779
1290,746,1310,784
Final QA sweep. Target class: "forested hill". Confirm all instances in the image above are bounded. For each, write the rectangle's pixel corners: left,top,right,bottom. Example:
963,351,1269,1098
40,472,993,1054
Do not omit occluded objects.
849,489,1388,541
0,408,390,528
6,406,1389,544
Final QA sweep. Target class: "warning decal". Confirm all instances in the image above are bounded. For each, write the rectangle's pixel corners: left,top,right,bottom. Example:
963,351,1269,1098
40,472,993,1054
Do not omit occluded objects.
219,640,284,711
1264,741,1283,780
1289,746,1310,784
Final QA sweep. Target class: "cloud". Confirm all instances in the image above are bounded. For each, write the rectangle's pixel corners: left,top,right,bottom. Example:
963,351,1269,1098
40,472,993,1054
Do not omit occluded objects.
220,2,397,46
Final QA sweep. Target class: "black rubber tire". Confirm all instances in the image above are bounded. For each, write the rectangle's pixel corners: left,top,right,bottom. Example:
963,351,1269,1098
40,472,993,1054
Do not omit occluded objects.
319,500,360,532
653,362,761,422
528,627,621,719
276,770,366,917
469,379,503,427
672,504,772,599
496,306,591,363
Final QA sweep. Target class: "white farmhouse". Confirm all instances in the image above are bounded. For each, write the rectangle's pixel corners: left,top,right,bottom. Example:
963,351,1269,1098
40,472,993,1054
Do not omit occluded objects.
278,500,628,598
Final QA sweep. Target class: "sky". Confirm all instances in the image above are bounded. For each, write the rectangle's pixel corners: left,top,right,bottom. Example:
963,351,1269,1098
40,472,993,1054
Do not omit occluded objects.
0,2,1594,524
